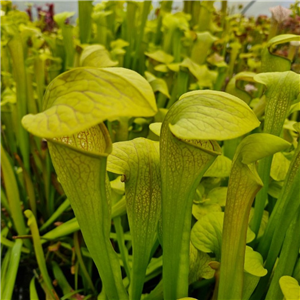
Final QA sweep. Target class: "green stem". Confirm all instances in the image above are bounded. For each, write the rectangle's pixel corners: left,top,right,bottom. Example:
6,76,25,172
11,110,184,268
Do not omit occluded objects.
287,43,297,61
53,16,75,71
198,1,214,32
94,13,108,47
157,93,168,108
220,1,227,29
6,28,30,171
268,20,278,41
113,217,131,281
227,45,241,79
163,26,175,54
154,14,163,46
183,1,192,15
26,69,38,114
265,208,300,300
124,2,138,69
34,56,45,112
167,70,189,109
23,167,37,218
172,28,182,63
132,1,151,73
177,68,189,98
25,210,57,299
43,150,52,212
249,156,273,236
105,2,117,43
74,231,96,293
214,67,227,91
78,1,93,44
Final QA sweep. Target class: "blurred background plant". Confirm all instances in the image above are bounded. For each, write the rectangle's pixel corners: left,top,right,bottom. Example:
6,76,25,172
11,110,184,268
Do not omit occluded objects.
1,0,300,299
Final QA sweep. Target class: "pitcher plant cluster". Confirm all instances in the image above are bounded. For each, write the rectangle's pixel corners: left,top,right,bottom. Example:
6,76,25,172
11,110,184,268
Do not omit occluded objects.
1,1,300,300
